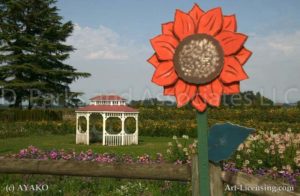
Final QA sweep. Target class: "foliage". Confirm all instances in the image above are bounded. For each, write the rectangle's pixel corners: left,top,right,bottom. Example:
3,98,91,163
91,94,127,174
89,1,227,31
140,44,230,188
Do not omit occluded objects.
164,129,300,187
129,91,274,108
137,107,300,124
0,121,74,138
114,182,148,196
0,135,175,158
7,145,165,164
137,107,300,137
129,98,175,107
0,109,63,122
1,107,300,139
232,128,300,172
222,91,274,107
0,174,189,196
0,0,90,108
166,135,196,164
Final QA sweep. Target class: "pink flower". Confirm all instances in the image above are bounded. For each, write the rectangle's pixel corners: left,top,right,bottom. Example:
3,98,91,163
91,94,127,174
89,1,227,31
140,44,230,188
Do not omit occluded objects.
49,151,58,159
19,149,27,156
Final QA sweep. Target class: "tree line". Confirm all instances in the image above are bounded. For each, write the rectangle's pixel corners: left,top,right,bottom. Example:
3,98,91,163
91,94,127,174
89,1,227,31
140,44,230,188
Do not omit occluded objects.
0,0,90,109
129,91,274,108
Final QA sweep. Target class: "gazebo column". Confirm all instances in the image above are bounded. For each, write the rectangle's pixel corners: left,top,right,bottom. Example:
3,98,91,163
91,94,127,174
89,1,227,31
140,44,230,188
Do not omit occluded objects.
102,114,106,145
75,113,79,144
121,113,125,145
86,113,90,145
135,114,139,144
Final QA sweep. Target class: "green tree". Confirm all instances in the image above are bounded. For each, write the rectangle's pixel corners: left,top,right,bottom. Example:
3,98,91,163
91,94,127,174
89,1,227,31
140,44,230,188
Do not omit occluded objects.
0,0,90,108
221,91,273,107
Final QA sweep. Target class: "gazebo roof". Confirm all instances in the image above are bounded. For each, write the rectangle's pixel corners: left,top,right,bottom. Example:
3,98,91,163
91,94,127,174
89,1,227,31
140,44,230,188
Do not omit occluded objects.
90,95,126,101
76,105,138,113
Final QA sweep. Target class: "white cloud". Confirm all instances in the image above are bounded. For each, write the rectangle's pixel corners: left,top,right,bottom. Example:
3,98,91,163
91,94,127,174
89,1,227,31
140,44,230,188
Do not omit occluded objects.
242,31,300,103
266,31,300,55
67,24,131,60
268,42,293,54
86,50,128,60
250,31,300,56
66,24,155,101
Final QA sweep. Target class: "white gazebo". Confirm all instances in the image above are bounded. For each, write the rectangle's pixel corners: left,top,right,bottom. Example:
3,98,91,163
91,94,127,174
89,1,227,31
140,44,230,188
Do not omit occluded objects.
75,95,139,146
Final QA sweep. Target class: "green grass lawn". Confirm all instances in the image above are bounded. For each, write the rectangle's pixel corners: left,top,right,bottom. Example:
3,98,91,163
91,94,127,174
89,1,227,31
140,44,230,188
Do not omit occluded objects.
0,134,191,157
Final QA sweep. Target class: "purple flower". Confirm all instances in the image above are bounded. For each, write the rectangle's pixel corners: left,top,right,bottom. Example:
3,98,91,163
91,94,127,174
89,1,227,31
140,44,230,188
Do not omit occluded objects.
19,149,28,157
49,151,58,159
28,145,38,154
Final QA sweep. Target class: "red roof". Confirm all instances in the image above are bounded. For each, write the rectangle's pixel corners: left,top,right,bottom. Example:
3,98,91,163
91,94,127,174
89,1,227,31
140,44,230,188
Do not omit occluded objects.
90,95,126,101
76,105,138,113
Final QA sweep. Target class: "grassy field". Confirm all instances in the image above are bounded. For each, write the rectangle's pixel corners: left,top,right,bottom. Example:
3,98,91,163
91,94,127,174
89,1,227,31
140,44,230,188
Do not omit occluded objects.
0,134,189,157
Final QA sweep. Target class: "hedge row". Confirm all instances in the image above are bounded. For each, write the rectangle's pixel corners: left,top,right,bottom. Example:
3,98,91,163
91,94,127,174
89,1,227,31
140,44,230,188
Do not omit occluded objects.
137,107,300,123
0,109,63,122
1,118,298,139
138,119,300,137
1,107,299,138
1,107,299,123
0,121,74,138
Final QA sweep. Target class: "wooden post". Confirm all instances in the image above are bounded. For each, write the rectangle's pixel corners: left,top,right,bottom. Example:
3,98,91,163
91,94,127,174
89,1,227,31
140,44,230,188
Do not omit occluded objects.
192,155,199,196
209,163,224,196
192,155,224,196
197,110,210,196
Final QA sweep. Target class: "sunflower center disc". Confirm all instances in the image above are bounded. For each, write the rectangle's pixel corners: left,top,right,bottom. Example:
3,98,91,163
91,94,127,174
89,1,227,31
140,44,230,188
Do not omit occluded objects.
174,34,224,84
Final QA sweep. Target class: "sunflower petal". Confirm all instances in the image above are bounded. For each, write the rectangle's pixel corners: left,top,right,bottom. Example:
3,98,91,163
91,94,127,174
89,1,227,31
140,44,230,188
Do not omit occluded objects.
222,15,237,32
150,35,179,61
216,31,247,56
191,95,207,112
220,57,248,84
223,82,240,95
152,61,178,86
162,22,174,36
197,7,223,36
175,79,197,107
164,85,176,96
199,79,223,107
174,10,195,41
147,54,160,68
235,47,252,65
188,4,205,27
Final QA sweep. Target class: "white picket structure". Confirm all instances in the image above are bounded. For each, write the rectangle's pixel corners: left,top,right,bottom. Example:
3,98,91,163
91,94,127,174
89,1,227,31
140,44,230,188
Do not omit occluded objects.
75,95,139,146
104,133,138,146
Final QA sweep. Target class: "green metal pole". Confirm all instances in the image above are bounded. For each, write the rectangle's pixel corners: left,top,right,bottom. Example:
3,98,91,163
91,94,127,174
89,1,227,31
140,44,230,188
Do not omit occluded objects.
197,110,210,196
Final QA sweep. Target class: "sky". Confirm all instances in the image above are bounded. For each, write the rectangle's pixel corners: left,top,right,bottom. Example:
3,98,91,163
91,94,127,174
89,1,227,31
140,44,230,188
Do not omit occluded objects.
56,0,300,103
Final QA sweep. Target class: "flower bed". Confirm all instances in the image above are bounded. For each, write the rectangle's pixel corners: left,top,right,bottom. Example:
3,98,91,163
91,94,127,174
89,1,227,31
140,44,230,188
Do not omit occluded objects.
4,127,300,188
166,133,300,187
7,145,164,164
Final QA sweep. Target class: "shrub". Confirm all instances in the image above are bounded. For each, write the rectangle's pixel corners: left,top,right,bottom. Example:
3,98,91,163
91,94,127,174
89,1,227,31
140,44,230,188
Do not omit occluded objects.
0,121,74,138
0,109,63,122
